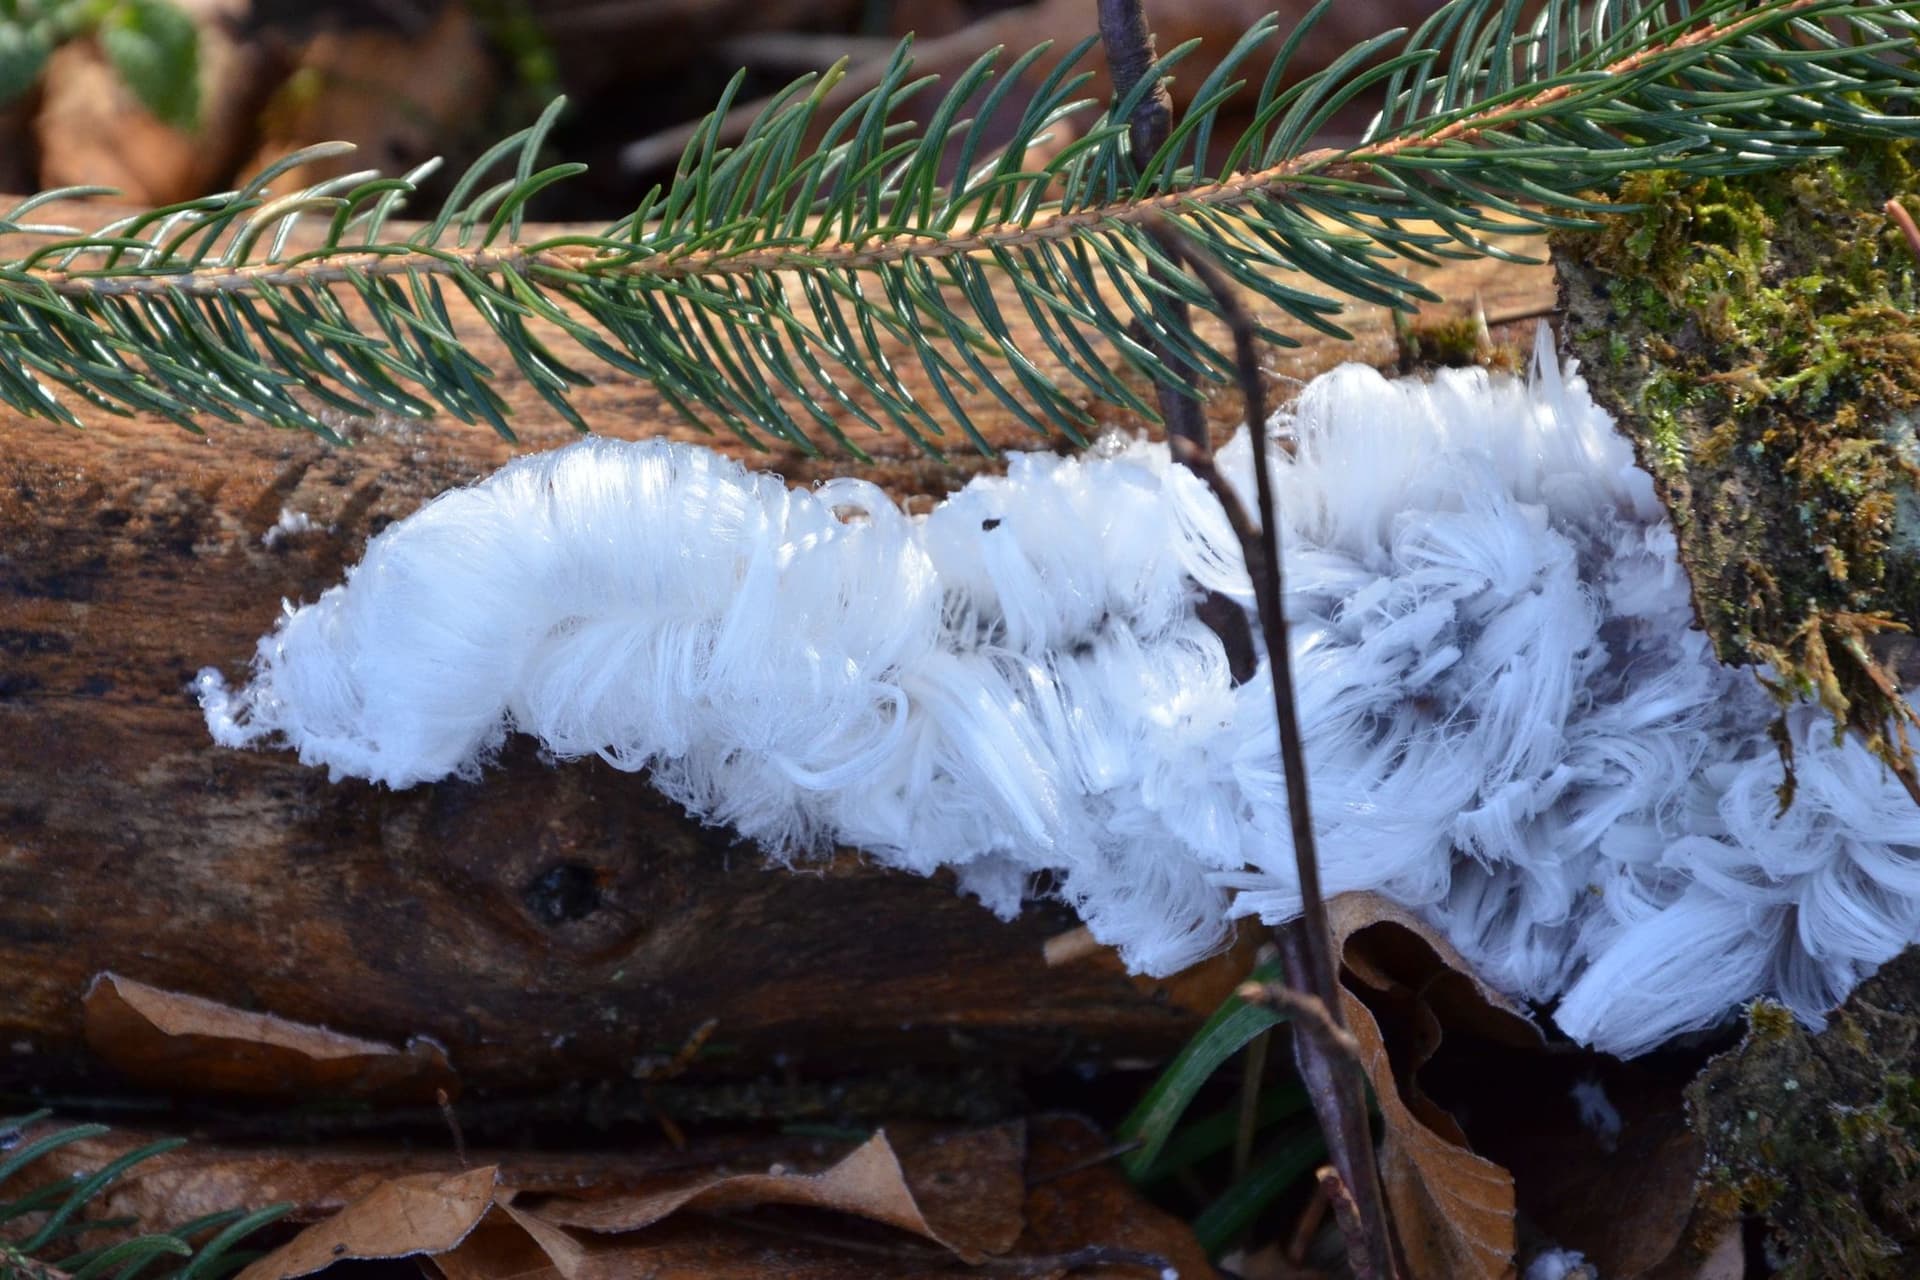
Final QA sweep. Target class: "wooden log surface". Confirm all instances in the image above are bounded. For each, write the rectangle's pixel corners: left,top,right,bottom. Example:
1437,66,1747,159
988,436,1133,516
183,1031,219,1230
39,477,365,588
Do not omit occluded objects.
0,203,1556,1095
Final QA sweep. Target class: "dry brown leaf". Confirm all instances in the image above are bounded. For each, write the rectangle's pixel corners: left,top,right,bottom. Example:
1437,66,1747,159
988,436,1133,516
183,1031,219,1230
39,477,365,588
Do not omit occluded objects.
1327,893,1527,1280
240,3,495,192
1345,986,1517,1280
500,1203,590,1278
1477,1060,1702,1279
83,972,457,1103
1342,892,1707,1278
1331,892,1707,1278
525,1125,1020,1264
17,1124,986,1237
236,1165,500,1280
31,0,266,202
1017,1114,1213,1280
474,1115,1205,1280
19,1115,1199,1280
431,1203,582,1280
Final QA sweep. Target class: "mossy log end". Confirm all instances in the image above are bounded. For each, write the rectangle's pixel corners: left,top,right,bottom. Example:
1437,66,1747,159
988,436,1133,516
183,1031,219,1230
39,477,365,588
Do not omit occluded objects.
0,203,1555,1095
1691,950,1920,1279
1556,143,1920,794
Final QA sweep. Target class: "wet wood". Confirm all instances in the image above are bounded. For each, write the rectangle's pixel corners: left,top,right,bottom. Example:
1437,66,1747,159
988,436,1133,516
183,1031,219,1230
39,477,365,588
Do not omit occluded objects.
0,205,1554,1093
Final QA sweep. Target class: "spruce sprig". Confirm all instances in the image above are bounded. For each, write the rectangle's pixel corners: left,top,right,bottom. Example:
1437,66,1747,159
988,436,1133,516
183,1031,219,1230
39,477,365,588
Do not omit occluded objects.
1,0,1917,456
0,1112,289,1280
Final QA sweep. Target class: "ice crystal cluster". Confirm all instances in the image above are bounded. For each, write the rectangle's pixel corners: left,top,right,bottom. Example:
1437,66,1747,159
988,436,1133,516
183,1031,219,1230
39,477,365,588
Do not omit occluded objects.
197,334,1920,1056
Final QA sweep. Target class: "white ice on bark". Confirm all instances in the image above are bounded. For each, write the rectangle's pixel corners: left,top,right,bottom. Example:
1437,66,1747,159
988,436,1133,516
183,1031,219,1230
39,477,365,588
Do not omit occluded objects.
197,329,1920,1056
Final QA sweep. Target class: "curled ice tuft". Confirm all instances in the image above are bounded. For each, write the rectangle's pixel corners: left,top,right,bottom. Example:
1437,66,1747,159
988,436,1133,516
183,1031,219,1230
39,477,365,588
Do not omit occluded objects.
198,331,1920,1056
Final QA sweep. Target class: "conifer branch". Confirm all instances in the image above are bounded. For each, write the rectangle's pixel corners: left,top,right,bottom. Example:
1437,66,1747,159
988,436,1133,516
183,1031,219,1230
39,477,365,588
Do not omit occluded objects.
0,1111,289,1280
2,0,1918,455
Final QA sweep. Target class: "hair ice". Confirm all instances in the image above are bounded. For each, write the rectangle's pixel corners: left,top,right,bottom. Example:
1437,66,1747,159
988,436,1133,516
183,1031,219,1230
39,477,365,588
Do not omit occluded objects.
197,331,1920,1056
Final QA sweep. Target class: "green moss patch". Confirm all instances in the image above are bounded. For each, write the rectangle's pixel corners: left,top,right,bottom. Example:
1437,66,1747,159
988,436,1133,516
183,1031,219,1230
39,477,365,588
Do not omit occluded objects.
1691,950,1920,1278
1557,141,1920,792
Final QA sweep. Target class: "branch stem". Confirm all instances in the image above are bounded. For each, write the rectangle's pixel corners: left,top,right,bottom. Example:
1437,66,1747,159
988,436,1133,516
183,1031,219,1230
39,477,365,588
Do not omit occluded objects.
1156,222,1400,1280
1099,0,1206,451
12,0,1833,301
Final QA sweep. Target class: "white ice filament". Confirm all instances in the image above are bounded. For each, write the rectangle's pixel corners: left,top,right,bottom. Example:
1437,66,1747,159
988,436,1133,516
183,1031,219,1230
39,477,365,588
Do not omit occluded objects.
198,335,1920,1056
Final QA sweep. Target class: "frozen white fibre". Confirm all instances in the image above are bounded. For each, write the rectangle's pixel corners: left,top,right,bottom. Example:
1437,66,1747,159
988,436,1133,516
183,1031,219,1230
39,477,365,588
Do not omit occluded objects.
196,331,1920,1056
261,508,317,548
1523,1248,1595,1280
1569,1078,1622,1152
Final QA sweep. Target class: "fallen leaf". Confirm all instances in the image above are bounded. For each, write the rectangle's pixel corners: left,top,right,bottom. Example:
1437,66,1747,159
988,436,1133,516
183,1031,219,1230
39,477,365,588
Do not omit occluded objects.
524,1125,1020,1263
1343,985,1516,1280
1327,894,1530,1280
236,1165,499,1280
1017,1114,1214,1280
1345,891,1714,1278
31,0,266,202
83,972,457,1103
474,1115,1207,1280
15,1124,958,1236
1328,893,1714,1279
15,1114,1202,1280
1455,1053,1703,1279
432,1203,582,1280
240,4,495,193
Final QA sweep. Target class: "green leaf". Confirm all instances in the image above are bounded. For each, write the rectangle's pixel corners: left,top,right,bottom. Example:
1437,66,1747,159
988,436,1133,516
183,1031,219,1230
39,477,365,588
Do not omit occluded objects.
1134,1083,1311,1184
99,0,198,131
1117,959,1284,1180
1190,1126,1327,1255
0,17,52,108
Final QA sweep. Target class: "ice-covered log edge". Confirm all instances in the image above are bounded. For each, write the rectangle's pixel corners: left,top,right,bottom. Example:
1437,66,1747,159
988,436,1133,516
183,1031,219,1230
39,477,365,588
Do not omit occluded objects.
198,329,1920,1058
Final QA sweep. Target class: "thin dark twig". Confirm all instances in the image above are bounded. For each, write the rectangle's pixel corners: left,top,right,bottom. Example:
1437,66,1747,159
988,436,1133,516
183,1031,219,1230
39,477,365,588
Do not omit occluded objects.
1147,231,1333,1004
1237,981,1361,1062
1106,2,1246,681
1096,0,1171,162
1102,4,1207,454
435,1088,468,1170
1317,1167,1380,1280
1274,922,1394,1271
1288,1177,1331,1265
1025,1138,1146,1186
1151,218,1401,1280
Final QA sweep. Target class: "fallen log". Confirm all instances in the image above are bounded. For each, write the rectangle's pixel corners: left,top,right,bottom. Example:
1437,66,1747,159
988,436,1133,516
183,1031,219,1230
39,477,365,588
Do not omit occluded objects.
0,202,1554,1094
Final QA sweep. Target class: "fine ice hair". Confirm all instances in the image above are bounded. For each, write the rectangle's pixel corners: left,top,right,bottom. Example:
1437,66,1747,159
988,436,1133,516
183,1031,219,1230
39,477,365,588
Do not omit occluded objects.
198,330,1920,1057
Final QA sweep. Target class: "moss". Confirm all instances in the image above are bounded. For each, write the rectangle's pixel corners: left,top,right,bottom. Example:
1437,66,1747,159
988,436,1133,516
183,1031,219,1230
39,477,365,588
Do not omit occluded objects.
1408,314,1485,366
1691,950,1920,1278
1392,308,1523,375
1556,141,1920,788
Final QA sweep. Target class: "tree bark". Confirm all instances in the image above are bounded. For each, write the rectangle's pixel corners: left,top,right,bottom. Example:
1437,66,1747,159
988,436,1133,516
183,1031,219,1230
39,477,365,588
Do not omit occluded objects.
0,203,1554,1095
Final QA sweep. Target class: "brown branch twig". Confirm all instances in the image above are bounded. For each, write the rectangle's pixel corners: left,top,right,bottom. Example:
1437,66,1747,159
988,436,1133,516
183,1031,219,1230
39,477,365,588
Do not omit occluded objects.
1100,0,1206,454
1887,198,1920,264
435,1087,469,1169
1236,980,1362,1062
1150,217,1399,1280
1317,1166,1383,1280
